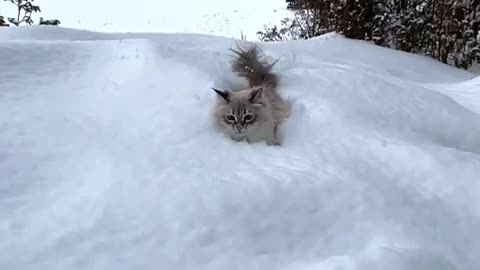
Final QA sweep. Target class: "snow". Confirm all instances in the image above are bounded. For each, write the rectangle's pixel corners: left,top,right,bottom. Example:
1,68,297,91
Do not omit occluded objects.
424,77,480,114
0,0,289,40
1,26,480,270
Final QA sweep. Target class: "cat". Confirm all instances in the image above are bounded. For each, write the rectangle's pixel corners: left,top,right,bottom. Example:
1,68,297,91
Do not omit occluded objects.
211,44,290,145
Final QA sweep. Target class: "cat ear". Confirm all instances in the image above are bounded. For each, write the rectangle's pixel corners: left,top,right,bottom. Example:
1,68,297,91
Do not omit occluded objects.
249,87,263,103
212,87,230,103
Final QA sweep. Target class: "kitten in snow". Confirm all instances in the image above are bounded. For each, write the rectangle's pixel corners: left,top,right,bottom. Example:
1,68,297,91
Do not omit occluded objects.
211,45,290,145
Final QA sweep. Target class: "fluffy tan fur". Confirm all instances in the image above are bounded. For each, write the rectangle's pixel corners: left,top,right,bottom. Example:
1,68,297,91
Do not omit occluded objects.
211,45,290,145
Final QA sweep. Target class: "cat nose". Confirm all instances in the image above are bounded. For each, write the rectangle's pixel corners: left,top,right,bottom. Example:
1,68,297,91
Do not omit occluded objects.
236,126,243,132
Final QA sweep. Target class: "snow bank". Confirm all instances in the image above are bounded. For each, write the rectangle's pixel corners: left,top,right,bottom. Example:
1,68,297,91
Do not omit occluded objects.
1,27,479,270
423,77,480,114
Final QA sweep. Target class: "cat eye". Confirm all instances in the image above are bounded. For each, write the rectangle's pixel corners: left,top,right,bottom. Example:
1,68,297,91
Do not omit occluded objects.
225,114,236,122
243,114,254,122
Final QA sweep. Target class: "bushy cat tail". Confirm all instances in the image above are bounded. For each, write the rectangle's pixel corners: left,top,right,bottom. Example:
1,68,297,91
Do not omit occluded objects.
230,44,278,90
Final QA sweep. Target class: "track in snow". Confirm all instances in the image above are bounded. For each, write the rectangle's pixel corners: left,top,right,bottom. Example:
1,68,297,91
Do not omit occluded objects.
1,27,480,270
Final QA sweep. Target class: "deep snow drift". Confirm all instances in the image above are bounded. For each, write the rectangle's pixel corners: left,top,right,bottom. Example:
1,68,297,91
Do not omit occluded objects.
1,26,480,270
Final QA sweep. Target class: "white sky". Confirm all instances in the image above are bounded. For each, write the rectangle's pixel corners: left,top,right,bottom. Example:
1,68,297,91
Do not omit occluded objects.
1,0,289,40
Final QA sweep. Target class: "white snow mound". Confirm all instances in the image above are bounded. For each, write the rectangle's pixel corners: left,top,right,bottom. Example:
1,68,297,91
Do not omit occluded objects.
1,27,480,270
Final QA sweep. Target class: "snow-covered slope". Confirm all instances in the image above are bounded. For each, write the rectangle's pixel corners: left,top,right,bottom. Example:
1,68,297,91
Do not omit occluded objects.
1,27,480,270
423,77,480,114
1,0,288,40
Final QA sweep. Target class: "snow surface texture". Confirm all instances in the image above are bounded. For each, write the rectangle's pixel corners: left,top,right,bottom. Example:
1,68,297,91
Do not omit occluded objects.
1,27,480,270
0,0,288,40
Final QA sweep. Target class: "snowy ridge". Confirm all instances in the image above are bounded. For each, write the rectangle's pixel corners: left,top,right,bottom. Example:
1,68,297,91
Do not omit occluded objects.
7,0,289,40
423,77,480,114
1,27,480,270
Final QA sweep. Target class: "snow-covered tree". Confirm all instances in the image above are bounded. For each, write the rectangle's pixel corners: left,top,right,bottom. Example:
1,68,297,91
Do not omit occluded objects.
259,0,480,69
4,0,41,26
258,0,341,41
0,15,9,27
286,0,302,9
336,0,371,40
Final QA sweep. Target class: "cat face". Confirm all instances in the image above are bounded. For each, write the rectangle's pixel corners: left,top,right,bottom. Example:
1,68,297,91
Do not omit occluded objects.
212,87,267,138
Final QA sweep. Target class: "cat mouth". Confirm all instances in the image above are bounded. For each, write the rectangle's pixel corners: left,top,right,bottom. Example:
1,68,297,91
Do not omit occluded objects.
232,128,246,136
234,126,245,133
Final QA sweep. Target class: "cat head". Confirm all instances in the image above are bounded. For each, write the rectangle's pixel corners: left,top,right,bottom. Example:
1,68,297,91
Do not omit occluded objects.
212,86,269,136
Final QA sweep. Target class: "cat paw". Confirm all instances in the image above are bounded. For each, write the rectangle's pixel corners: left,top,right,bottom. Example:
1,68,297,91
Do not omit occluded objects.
266,139,281,146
